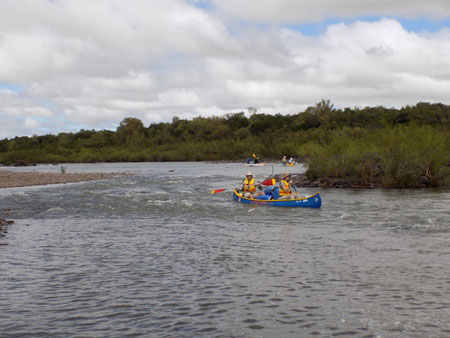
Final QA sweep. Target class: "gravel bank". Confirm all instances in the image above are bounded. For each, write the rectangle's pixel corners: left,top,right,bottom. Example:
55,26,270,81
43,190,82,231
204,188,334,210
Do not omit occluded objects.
0,170,127,189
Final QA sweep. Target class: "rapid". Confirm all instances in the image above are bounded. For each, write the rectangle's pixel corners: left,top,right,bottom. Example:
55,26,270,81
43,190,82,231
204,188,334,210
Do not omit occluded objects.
1,162,449,337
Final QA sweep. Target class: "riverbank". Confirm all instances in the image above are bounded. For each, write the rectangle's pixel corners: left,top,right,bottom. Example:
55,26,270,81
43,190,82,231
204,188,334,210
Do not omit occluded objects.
272,173,448,189
292,173,379,189
0,170,128,189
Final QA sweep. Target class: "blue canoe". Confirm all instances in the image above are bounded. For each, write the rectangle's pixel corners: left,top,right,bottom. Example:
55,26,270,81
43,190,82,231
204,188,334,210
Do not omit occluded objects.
233,188,322,208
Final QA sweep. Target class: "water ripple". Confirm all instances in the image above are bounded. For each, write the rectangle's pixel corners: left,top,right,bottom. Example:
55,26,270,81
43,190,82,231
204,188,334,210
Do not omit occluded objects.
1,162,449,337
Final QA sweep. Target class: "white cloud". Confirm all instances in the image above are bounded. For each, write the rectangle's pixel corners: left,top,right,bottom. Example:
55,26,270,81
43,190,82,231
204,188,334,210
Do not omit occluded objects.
158,89,202,107
63,105,123,126
212,0,450,23
24,117,41,129
0,0,449,137
0,89,53,117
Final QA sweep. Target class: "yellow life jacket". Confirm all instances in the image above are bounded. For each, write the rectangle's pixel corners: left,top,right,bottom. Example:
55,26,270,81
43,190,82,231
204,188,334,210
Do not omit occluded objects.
279,179,291,195
243,178,256,192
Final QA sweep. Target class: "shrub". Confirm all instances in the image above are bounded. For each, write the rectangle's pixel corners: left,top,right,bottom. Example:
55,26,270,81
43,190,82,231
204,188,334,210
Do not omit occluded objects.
304,125,450,187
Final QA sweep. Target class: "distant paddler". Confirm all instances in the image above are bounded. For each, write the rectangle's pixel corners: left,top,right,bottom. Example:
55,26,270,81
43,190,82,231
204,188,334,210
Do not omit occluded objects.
252,153,260,164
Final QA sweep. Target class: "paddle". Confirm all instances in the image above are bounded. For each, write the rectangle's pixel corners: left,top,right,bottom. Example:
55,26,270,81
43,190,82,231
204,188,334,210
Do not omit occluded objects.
211,179,276,194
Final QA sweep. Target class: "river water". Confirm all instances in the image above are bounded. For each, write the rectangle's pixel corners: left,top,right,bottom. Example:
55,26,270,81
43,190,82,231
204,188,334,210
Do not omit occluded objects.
0,162,449,337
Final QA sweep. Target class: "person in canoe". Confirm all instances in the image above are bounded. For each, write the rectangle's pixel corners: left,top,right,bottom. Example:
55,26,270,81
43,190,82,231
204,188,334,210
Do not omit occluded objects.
252,153,260,164
242,171,264,198
279,173,300,200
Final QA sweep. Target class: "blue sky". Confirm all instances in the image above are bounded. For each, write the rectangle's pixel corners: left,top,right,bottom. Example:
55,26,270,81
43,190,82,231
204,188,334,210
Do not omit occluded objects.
399,17,450,32
0,0,449,138
288,17,450,36
0,83,24,93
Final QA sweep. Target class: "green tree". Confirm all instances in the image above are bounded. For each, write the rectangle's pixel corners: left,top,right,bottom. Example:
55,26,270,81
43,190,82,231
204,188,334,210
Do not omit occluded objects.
116,117,145,144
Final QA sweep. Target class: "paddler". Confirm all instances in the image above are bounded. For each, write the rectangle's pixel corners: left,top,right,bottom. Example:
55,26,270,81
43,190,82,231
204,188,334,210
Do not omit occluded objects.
242,171,263,198
279,173,300,200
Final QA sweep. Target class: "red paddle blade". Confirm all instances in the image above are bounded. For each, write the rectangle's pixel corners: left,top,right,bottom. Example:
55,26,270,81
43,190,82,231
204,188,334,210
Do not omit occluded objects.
262,178,276,186
211,189,226,194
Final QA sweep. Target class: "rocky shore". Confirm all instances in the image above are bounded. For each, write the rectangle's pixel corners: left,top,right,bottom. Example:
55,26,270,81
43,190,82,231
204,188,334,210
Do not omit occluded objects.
269,173,366,188
274,173,442,189
0,170,128,189
291,173,374,189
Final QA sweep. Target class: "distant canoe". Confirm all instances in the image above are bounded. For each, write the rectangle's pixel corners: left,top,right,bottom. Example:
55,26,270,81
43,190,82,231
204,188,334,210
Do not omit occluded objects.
233,189,321,208
243,162,266,167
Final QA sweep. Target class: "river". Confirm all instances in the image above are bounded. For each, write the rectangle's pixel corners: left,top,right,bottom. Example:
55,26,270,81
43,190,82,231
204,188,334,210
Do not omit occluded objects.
1,162,449,337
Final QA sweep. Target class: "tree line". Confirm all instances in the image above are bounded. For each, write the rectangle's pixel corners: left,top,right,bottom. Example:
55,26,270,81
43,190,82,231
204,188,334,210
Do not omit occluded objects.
1,101,449,187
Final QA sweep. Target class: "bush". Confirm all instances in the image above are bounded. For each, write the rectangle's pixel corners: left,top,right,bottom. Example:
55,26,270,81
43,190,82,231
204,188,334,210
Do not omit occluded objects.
304,125,450,187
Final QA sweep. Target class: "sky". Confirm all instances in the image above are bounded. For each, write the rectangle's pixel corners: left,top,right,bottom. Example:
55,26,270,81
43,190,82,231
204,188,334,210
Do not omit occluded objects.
0,0,449,138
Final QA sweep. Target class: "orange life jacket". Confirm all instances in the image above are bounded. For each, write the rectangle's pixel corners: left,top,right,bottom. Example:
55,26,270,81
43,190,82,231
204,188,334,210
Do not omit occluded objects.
243,178,256,192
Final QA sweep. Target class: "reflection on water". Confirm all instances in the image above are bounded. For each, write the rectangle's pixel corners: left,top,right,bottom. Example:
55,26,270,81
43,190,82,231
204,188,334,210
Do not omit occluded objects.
0,162,449,337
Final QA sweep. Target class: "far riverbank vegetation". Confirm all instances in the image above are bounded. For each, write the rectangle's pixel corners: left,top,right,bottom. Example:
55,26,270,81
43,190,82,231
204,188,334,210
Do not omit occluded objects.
1,101,449,188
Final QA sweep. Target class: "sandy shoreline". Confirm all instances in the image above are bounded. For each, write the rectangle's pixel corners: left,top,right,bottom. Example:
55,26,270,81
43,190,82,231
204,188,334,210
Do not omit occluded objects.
0,170,128,189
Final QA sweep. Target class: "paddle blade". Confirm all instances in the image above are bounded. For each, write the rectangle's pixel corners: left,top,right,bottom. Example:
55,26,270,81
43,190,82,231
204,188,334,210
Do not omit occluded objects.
211,189,226,194
262,178,276,186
